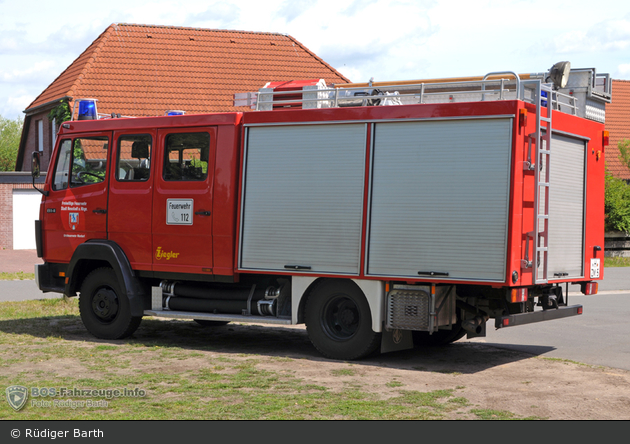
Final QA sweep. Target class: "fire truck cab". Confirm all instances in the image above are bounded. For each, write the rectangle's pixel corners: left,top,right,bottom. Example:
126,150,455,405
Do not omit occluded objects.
32,63,608,360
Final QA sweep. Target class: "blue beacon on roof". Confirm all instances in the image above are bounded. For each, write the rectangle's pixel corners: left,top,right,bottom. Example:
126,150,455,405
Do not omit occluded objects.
77,100,97,120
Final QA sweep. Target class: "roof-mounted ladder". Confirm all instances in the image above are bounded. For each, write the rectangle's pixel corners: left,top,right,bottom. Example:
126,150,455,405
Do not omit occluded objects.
522,82,553,284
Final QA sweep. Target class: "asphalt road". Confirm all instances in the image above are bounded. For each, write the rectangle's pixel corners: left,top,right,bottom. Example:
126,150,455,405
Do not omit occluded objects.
466,291,630,371
0,279,60,301
0,268,628,370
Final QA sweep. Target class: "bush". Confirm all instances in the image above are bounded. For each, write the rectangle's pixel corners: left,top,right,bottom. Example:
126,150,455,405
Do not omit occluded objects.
604,171,630,233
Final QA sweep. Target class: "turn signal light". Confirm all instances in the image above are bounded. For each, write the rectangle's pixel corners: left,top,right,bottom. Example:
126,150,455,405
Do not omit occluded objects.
510,288,528,303
519,108,528,127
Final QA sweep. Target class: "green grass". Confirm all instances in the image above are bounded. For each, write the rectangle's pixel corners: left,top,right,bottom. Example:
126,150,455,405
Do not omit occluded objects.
0,299,538,420
470,409,544,420
331,368,356,377
0,271,36,280
604,256,630,267
538,357,599,368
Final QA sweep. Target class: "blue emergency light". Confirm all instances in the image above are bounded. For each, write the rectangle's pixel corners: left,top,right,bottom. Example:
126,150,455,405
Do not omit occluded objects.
166,110,185,116
77,100,97,120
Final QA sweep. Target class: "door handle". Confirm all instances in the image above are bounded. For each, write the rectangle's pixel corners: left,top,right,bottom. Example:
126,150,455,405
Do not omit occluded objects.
93,208,107,214
195,210,211,216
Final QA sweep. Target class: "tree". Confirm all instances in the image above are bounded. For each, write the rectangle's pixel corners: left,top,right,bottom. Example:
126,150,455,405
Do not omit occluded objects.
604,171,630,233
48,100,71,125
604,139,630,233
0,115,24,171
618,138,630,171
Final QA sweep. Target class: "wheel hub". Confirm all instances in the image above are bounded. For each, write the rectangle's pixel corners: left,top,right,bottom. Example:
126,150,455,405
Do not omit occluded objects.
322,296,359,340
92,288,119,322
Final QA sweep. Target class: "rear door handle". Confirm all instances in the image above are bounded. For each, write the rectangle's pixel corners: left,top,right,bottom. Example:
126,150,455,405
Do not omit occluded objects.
93,208,107,214
195,210,211,216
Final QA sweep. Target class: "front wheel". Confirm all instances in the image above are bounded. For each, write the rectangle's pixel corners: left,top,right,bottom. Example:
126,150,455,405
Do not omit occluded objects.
79,268,142,339
305,280,380,360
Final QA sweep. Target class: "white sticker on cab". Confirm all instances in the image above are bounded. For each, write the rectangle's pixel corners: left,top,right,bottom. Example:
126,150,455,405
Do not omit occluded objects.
166,199,193,225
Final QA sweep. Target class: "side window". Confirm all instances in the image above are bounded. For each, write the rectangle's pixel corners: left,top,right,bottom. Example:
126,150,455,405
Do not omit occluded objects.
117,134,152,181
163,132,209,181
52,139,72,191
71,137,109,187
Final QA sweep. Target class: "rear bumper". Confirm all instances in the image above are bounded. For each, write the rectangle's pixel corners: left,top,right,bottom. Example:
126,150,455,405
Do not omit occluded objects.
496,304,582,329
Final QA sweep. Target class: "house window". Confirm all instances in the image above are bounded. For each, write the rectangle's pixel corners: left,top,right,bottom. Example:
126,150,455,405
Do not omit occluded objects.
51,118,57,147
37,120,44,152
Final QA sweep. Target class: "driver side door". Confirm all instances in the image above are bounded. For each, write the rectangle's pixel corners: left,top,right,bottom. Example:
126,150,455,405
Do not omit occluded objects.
43,131,111,263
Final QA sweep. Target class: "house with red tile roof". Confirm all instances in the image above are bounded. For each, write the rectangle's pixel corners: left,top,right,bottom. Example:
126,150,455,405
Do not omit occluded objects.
605,79,630,181
14,23,350,172
2,23,349,250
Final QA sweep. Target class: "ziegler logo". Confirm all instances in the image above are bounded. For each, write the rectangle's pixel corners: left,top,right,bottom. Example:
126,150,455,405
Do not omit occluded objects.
155,247,180,261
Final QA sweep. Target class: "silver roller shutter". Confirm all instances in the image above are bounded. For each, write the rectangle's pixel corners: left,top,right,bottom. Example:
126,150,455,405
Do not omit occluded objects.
240,123,366,274
367,118,513,281
547,133,586,279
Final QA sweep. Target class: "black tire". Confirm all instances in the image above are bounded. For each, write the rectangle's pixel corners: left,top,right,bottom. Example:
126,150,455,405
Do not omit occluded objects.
412,309,466,347
79,267,142,339
305,280,380,360
194,319,229,327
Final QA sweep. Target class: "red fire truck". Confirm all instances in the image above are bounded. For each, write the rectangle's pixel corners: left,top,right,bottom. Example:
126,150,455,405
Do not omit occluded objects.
32,63,609,360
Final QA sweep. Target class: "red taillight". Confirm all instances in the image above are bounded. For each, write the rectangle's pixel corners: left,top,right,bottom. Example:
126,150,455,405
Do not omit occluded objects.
583,282,598,295
510,288,528,303
602,130,610,148
577,307,583,315
502,318,510,327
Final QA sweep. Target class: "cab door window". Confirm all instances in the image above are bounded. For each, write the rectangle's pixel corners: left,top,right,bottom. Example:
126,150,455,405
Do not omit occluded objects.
117,134,152,181
163,132,209,181
52,139,72,191
70,137,109,187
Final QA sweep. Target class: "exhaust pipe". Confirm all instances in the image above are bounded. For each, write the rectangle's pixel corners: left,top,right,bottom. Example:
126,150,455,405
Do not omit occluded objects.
461,315,489,335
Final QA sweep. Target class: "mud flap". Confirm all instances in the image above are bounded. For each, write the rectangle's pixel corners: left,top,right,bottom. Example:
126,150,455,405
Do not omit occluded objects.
380,327,413,354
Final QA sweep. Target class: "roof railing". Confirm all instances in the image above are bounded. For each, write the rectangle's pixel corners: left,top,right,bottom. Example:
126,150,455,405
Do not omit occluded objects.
242,76,578,116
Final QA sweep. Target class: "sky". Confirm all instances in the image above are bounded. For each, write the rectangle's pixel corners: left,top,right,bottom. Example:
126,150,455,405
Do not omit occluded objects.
1,0,630,120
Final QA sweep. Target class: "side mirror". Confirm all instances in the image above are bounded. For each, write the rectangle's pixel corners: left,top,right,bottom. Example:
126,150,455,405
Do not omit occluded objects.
31,151,48,196
31,151,41,178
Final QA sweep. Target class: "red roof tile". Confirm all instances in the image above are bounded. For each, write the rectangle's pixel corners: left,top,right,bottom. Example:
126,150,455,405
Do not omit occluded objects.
605,80,630,180
26,23,350,116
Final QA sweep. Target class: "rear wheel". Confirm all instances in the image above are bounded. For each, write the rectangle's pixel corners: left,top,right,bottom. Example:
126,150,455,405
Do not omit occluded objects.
79,268,141,339
412,309,466,346
305,280,380,360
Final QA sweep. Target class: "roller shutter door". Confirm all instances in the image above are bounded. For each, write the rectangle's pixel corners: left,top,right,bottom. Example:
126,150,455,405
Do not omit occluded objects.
546,133,586,280
240,124,366,274
367,118,513,281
